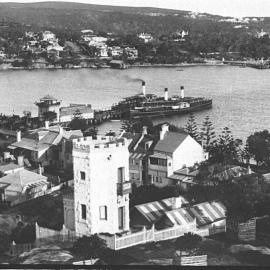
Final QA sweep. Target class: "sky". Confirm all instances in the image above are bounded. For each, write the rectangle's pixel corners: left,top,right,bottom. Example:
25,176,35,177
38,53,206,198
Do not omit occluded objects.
0,0,269,18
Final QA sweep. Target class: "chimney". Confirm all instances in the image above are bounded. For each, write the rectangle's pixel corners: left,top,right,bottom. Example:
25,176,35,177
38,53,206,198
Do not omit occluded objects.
17,156,24,166
164,88,168,101
142,81,146,96
248,165,252,174
160,124,169,140
38,165,43,175
45,121,50,129
16,130,21,142
180,86,185,99
142,126,148,135
172,196,182,210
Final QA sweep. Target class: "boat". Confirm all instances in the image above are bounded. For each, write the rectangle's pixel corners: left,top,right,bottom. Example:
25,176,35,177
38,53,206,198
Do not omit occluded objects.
110,81,212,119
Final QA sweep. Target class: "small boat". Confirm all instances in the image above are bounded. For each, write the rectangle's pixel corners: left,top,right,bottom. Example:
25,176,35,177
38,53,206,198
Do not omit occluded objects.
177,69,184,71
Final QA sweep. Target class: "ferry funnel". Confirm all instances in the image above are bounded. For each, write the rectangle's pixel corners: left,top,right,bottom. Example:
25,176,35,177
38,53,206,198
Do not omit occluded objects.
180,86,184,99
142,81,146,95
164,88,168,101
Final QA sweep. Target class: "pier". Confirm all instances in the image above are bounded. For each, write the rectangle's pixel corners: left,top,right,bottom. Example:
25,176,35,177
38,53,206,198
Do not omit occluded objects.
223,59,270,69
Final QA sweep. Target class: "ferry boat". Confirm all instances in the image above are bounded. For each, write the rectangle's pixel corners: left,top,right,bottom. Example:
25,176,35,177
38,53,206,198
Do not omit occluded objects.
111,81,212,119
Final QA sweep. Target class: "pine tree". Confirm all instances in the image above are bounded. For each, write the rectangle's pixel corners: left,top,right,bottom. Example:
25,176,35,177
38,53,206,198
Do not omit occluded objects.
200,116,217,153
216,127,237,164
185,113,200,142
121,118,137,133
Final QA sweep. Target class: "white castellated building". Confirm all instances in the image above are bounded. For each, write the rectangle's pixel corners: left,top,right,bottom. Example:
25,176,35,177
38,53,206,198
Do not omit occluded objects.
72,135,131,235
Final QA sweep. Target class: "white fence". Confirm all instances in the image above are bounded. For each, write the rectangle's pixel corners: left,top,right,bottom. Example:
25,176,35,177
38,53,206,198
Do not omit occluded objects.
100,221,226,250
35,221,226,251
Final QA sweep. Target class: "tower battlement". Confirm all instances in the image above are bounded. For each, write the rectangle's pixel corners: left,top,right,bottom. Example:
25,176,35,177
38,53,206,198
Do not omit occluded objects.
73,136,128,152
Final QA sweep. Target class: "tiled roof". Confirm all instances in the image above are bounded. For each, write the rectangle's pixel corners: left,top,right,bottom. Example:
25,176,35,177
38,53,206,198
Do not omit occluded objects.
135,196,189,223
10,127,82,152
154,132,188,154
0,163,23,173
165,201,226,227
0,169,48,192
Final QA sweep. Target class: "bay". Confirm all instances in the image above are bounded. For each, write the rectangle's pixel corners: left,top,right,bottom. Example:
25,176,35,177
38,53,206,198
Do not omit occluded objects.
0,65,270,140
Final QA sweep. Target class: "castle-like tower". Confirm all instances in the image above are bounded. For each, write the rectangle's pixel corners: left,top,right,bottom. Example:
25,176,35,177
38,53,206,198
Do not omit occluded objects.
72,136,131,235
35,95,61,122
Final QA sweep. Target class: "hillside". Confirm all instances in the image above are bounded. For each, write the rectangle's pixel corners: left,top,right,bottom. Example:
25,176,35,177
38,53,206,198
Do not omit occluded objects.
0,1,232,35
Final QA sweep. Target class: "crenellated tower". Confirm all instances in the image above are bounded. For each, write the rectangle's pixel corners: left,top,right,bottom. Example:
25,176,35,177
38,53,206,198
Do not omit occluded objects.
72,136,131,236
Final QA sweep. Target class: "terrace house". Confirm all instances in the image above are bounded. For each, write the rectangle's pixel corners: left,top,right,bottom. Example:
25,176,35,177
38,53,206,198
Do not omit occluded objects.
148,124,206,187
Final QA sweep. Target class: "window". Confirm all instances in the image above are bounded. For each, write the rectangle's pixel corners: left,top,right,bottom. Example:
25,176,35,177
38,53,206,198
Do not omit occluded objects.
131,159,135,166
131,173,136,180
81,204,86,220
118,167,125,183
150,157,167,166
118,207,125,229
80,171,86,180
99,206,107,220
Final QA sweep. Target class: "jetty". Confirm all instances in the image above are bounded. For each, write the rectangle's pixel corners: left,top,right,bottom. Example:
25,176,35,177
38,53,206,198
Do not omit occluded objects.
223,58,270,69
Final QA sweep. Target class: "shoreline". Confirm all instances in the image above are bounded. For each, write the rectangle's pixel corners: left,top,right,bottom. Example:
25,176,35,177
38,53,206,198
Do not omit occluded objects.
0,62,226,71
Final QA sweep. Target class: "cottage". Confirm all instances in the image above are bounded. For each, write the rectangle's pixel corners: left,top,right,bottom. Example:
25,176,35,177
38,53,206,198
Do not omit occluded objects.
0,169,48,205
8,125,82,169
0,163,24,175
131,197,226,233
122,127,156,186
148,124,206,187
131,196,189,228
156,201,226,231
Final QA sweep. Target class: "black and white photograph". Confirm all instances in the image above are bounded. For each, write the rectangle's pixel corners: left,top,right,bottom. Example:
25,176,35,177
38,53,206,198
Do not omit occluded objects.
0,0,270,267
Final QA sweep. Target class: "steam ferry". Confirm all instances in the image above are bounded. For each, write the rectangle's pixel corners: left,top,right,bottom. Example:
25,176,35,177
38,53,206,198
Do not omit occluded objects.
111,81,212,119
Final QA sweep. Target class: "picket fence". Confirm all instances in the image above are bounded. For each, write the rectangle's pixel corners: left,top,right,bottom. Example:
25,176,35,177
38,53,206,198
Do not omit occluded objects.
100,222,226,250
35,221,226,251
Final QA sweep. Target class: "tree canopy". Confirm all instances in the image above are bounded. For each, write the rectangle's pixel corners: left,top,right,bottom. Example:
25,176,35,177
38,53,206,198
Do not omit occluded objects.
72,235,106,259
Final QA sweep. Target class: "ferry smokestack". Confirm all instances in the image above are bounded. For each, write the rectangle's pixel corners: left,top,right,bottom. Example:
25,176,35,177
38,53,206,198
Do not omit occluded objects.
164,88,168,101
142,81,146,95
180,86,184,99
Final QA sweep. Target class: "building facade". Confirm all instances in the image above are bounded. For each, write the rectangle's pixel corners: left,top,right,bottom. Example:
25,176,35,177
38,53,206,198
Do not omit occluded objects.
148,124,206,187
73,136,131,235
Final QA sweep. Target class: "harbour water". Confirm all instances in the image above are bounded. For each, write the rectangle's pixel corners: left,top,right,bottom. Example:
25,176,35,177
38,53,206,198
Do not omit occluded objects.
1,65,270,140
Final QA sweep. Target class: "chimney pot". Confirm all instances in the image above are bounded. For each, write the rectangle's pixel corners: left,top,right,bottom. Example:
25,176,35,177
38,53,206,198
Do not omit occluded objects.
142,126,148,135
172,196,182,210
45,121,50,129
160,124,169,140
16,130,21,142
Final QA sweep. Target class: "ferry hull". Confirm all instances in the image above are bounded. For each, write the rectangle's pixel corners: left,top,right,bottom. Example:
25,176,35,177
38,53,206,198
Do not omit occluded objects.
130,101,212,119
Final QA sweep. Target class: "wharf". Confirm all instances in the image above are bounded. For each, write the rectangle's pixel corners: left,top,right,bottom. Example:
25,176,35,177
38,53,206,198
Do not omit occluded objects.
223,60,270,69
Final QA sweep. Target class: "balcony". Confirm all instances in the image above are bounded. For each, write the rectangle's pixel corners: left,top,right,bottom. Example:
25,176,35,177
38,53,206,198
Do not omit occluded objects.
117,181,132,196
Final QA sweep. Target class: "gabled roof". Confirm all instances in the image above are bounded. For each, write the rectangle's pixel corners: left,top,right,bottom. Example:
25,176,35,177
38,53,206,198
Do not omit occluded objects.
164,201,226,227
135,196,189,224
10,127,82,152
154,132,189,154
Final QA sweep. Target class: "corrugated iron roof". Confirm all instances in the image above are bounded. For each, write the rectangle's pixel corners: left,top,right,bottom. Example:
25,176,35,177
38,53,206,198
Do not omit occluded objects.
164,201,226,227
129,152,147,160
135,196,189,223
